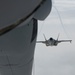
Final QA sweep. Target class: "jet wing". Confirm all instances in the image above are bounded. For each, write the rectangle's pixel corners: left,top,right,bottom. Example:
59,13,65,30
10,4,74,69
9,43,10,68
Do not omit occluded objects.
58,40,72,43
36,41,46,43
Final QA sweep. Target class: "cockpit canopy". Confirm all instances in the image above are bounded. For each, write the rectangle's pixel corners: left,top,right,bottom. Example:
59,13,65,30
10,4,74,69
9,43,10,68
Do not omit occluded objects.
49,37,53,41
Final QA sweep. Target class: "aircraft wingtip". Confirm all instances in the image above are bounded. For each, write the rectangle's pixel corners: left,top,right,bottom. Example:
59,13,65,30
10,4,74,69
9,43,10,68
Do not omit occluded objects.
70,40,72,43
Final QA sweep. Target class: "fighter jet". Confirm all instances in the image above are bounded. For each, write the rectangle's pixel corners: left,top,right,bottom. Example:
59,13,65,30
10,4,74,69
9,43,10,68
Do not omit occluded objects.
36,34,72,46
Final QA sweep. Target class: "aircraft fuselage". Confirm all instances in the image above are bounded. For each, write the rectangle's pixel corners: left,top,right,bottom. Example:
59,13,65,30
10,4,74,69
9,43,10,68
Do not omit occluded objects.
45,39,58,46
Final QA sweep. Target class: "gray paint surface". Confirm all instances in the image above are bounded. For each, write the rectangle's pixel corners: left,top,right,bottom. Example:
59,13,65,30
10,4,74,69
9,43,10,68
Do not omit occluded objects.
0,0,52,75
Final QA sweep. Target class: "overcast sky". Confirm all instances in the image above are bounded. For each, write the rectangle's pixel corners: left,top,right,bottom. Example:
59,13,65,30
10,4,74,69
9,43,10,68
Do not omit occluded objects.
33,0,75,75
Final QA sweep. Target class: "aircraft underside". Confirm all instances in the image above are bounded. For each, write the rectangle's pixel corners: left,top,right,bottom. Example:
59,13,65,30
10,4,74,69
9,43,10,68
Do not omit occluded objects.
0,0,52,75
0,19,37,75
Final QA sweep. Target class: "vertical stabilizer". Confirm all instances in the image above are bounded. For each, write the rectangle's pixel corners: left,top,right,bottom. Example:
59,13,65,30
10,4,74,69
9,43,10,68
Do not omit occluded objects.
43,34,47,41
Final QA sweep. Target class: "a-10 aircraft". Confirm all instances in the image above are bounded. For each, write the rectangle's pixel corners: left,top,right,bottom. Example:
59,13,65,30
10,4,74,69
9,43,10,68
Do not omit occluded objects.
36,34,72,46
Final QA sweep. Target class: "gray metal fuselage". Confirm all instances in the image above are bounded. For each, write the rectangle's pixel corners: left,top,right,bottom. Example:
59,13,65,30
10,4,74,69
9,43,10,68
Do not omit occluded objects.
0,19,37,75
44,39,58,46
0,0,52,75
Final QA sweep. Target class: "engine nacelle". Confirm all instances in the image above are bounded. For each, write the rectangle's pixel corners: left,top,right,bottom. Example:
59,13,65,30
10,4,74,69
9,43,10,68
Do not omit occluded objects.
34,0,52,20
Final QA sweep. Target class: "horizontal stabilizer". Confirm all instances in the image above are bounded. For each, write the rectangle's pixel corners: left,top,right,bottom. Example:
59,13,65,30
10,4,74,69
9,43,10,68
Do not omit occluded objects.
36,41,45,43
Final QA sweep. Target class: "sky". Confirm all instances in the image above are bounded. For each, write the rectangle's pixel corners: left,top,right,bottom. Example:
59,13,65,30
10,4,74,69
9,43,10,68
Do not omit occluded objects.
33,0,75,75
